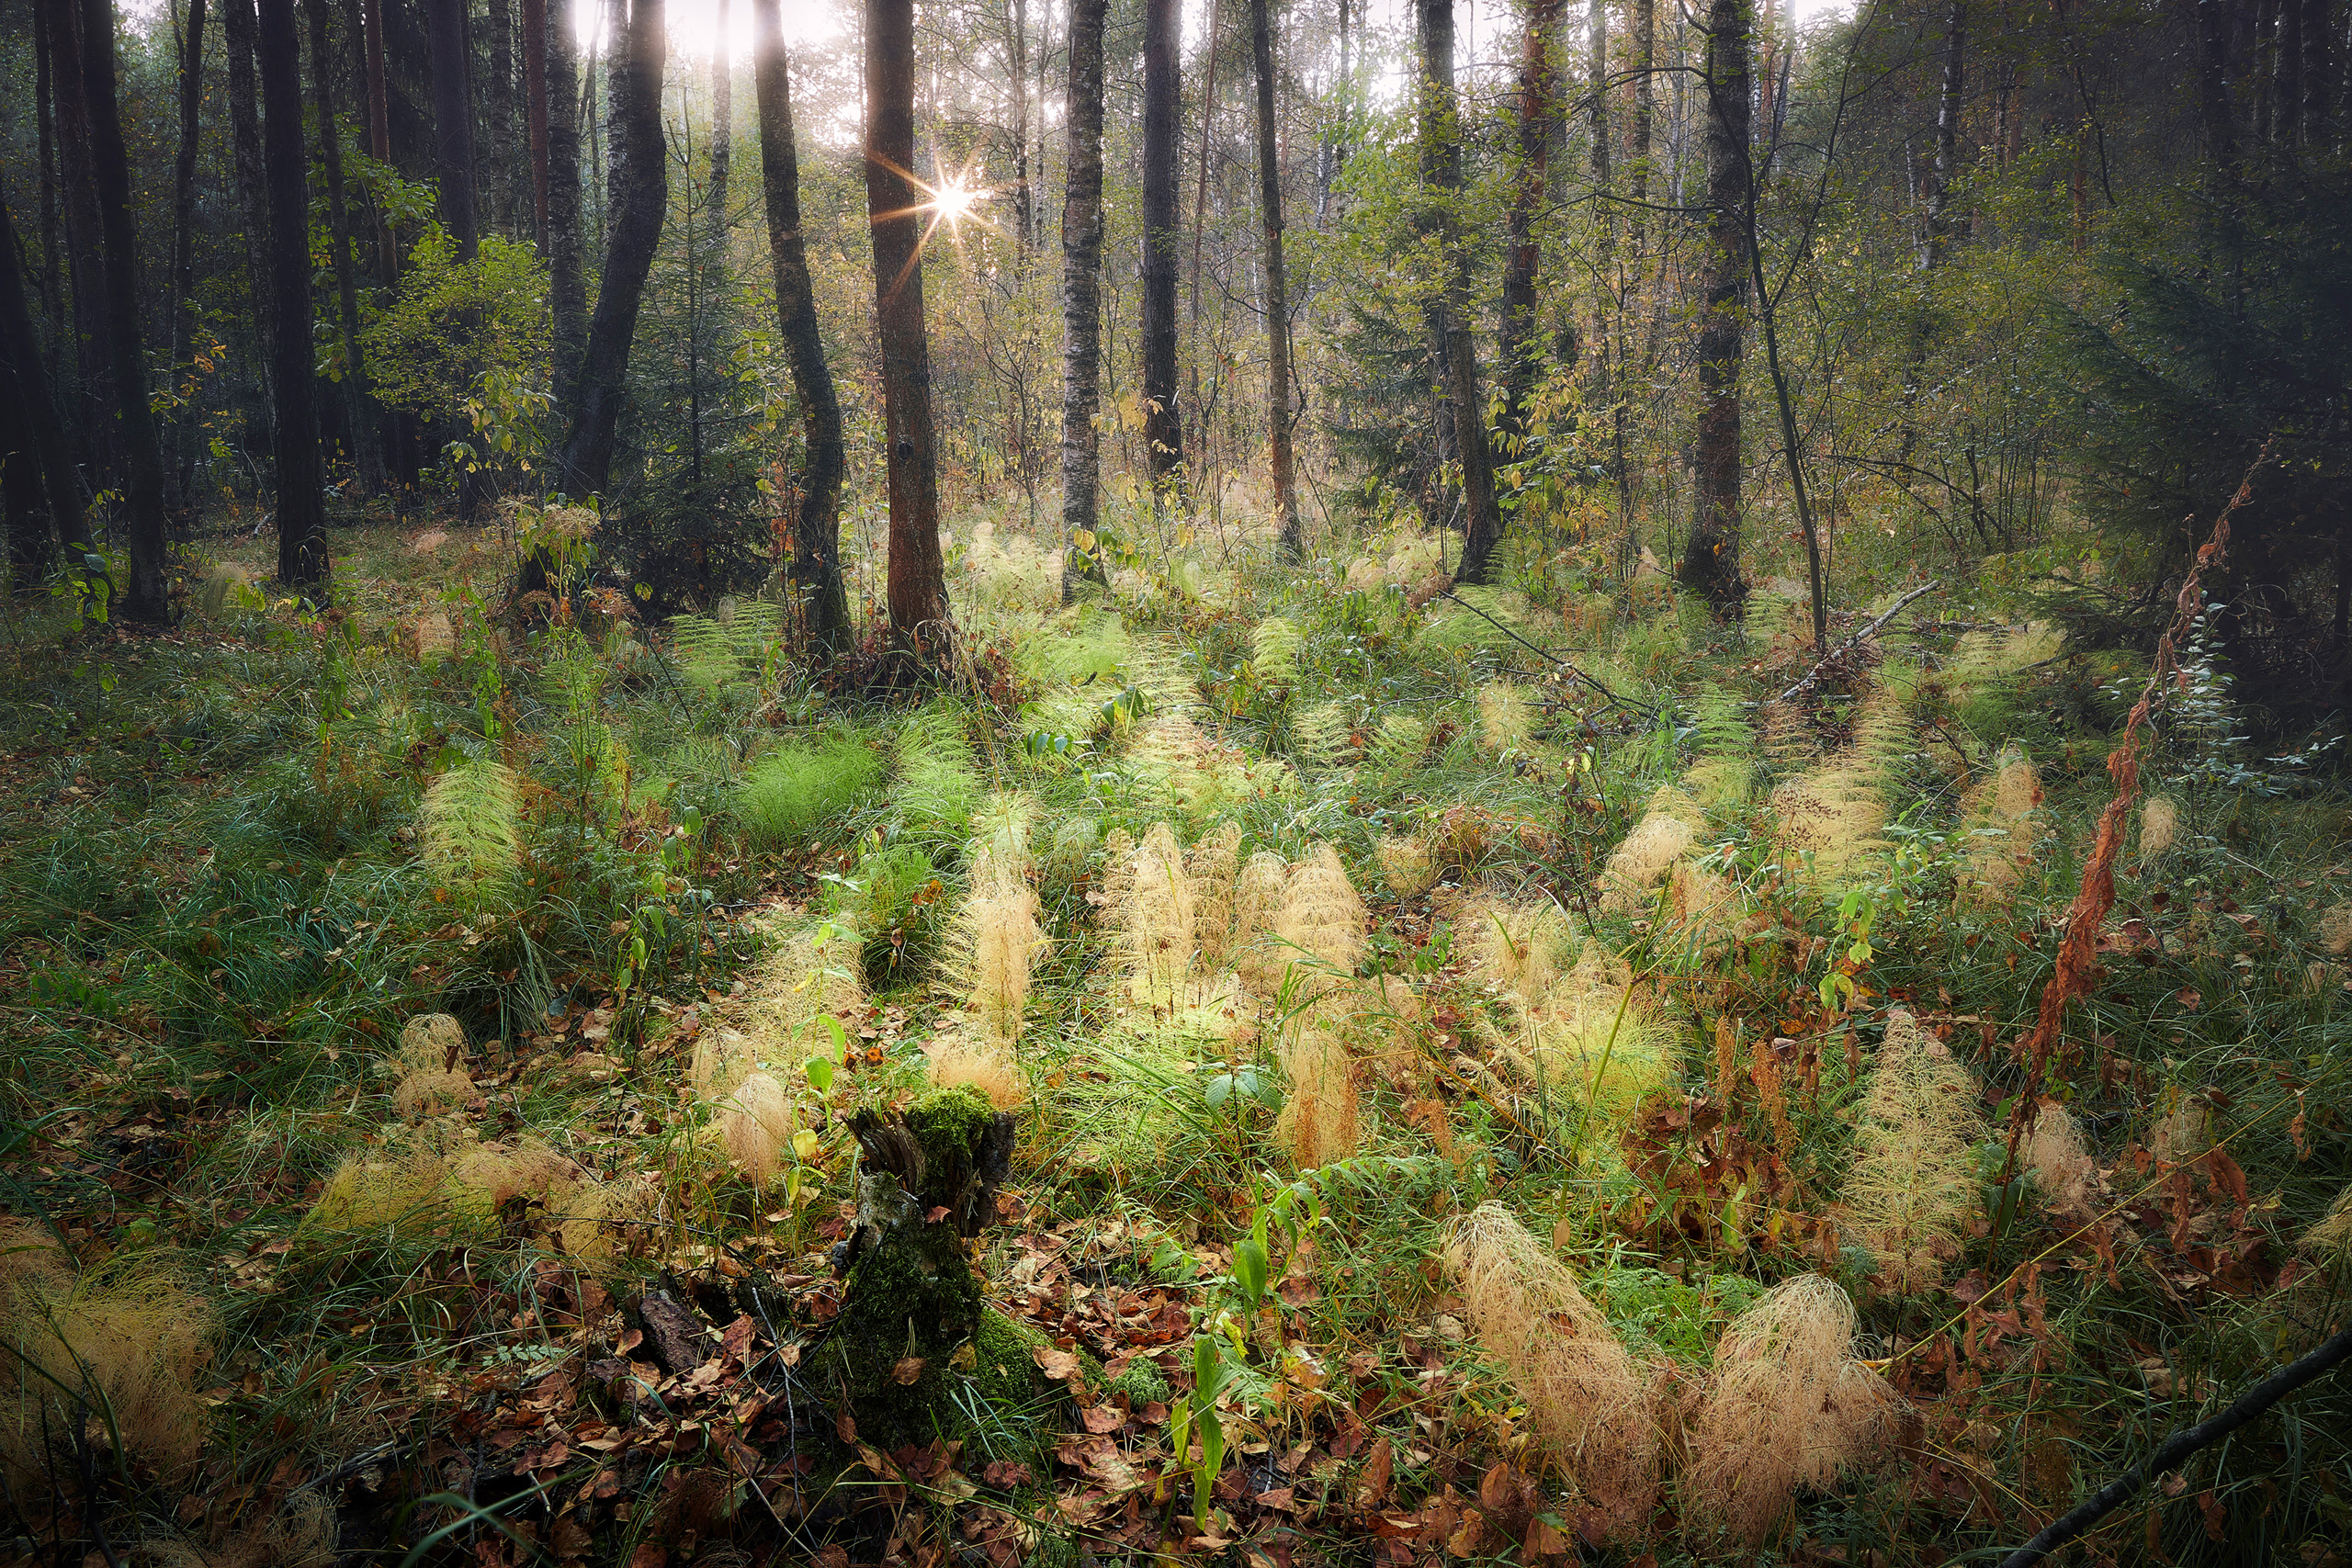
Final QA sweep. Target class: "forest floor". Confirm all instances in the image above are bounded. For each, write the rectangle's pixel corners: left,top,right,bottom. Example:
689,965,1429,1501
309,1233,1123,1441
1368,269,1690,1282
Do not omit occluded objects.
2,499,2350,1568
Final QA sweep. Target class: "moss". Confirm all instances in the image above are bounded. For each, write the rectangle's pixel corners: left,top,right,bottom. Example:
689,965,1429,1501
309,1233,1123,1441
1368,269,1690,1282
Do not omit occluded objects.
1104,1357,1170,1408
906,1084,995,1170
967,1307,1063,1412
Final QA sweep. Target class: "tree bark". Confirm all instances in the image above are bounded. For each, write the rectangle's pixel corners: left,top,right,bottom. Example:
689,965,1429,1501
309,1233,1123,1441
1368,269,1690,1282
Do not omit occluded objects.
752,0,848,647
1922,0,1964,271
1418,0,1505,586
548,0,585,400
1499,0,1560,443
1007,0,1032,250
224,0,278,393
1677,0,1748,619
0,196,89,563
77,0,175,622
708,0,732,260
310,0,381,492
424,0,481,258
865,0,953,650
2297,0,2332,143
37,3,63,350
167,0,208,518
260,0,330,592
557,0,667,498
524,0,549,248
1058,0,1109,600
1140,0,1186,502
1250,0,1299,557
45,0,117,475
490,0,518,232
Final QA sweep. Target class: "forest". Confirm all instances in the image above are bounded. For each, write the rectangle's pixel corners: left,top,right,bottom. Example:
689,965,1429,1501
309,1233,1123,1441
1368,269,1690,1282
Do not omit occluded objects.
3,0,2351,1560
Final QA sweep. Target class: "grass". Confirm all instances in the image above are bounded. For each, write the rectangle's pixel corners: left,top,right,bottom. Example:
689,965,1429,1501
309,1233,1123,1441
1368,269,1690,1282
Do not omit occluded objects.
0,497,2347,1568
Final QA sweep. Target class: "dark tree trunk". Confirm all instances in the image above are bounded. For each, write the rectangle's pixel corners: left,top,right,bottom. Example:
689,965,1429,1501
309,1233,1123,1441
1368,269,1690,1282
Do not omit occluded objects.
865,0,953,649
1140,0,1185,502
752,0,847,646
37,4,63,348
1058,0,1109,600
260,0,330,592
707,0,731,257
224,0,278,390
1922,0,1964,270
2299,0,2333,141
1250,0,1298,556
2199,0,2237,176
46,1,116,475
1677,0,1749,619
425,0,481,257
0,196,90,565
1007,0,1031,250
524,0,549,248
2,358,43,581
1500,0,1562,442
311,0,381,491
1418,0,1504,586
77,0,174,622
489,0,516,231
557,0,667,498
2279,0,2305,142
548,0,585,398
167,0,208,519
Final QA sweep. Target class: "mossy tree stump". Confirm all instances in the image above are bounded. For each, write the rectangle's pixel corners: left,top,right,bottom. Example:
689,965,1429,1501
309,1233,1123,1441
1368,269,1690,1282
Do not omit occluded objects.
820,1086,1016,1447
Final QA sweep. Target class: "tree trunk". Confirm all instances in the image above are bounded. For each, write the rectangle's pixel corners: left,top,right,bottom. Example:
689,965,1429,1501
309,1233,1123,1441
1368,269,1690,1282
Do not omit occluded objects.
1922,0,1963,271
2297,0,2332,142
524,0,548,248
167,0,208,519
1418,0,1505,586
548,0,585,400
1622,0,1654,584
1250,0,1299,557
708,0,731,259
0,196,89,562
1140,0,1185,502
1007,0,1031,250
1058,0,1109,600
77,0,175,622
489,0,517,231
2278,0,2305,143
46,0,117,477
224,0,278,396
557,0,667,498
865,0,953,650
1499,0,1559,443
1318,0,1348,223
1677,0,1748,620
37,3,63,350
259,0,330,592
752,0,847,647
425,0,481,257
2199,0,2237,177
310,0,381,492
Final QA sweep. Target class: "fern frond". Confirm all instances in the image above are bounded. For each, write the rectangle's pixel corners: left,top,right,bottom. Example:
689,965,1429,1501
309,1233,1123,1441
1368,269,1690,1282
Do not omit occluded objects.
419,758,521,898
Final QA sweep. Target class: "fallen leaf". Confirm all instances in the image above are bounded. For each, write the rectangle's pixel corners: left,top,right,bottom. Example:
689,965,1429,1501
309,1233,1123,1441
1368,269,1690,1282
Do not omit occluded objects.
891,1356,927,1386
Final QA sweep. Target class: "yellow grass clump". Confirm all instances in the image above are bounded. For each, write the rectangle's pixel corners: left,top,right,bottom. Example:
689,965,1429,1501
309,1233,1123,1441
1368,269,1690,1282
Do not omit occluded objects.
2140,795,2181,862
945,811,1046,1049
1957,750,2045,904
1521,947,1675,1120
308,1147,459,1232
1442,1203,1659,1540
1662,861,1743,953
2022,1101,2098,1219
449,1136,577,1209
688,1026,762,1103
390,1067,474,1121
1232,850,1293,995
1,1238,213,1486
2301,1184,2352,1265
1187,821,1244,966
2151,1099,2212,1162
927,1033,1026,1108
1599,785,1709,913
1464,896,1569,1011
139,1495,336,1568
1685,1275,1904,1549
1773,688,1909,888
398,1012,468,1072
554,1177,654,1274
2319,904,2352,958
1291,702,1352,767
718,1071,796,1186
1110,822,1195,1009
736,920,869,1063
1840,1010,1986,1293
1274,1030,1362,1170
1376,834,1438,895
1272,842,1367,1004
1477,683,1538,754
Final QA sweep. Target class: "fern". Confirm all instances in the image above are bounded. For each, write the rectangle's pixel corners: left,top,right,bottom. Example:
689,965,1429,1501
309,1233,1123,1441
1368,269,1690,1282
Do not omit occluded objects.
1292,702,1351,767
894,704,982,832
736,736,884,849
419,758,521,898
1250,616,1304,684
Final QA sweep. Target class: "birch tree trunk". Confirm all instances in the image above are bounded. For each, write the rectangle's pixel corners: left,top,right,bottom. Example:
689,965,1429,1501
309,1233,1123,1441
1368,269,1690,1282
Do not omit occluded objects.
1140,0,1186,503
1500,0,1561,443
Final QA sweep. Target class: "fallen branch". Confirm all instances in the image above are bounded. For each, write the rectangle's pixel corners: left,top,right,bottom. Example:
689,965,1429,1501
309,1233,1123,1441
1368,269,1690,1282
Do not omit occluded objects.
1771,580,1940,705
1431,590,1659,716
1997,1322,2352,1567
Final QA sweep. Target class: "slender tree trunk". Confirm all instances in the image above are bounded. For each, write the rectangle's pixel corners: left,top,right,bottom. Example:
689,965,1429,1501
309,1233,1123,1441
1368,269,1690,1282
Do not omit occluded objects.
1007,0,1031,250
525,0,549,248
1187,0,1220,325
2279,0,2305,142
2199,0,2238,176
548,0,585,400
1249,0,1298,557
167,0,208,519
37,4,63,349
46,2,117,476
1499,0,1561,443
558,0,667,498
1141,0,1185,502
224,0,278,395
0,197,89,560
707,0,731,256
1419,0,1505,585
77,0,174,622
865,0,953,649
1677,0,1748,618
1058,0,1109,600
751,0,847,646
1622,0,1654,581
1895,0,1962,462
258,0,329,591
1318,0,1349,222
309,0,380,492
490,0,517,231
425,0,481,257
2297,0,2331,141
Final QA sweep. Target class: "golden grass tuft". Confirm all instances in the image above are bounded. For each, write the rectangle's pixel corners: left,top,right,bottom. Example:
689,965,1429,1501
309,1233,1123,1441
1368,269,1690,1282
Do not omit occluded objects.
1272,842,1367,1002
1662,862,1743,953
1,1249,213,1485
688,1026,762,1103
2301,1184,2352,1264
1232,850,1293,995
139,1494,336,1568
735,920,869,1063
1187,821,1244,965
397,1012,468,1073
1599,785,1707,913
1521,946,1674,1120
718,1071,796,1185
2320,904,2352,958
1442,1203,1659,1540
554,1177,653,1274
2022,1101,2098,1219
1685,1275,1903,1549
1111,822,1195,1009
927,1033,1026,1108
390,1067,474,1121
1956,750,2044,905
449,1137,577,1209
2140,795,2180,862
1464,897,1569,1011
308,1148,458,1232
1477,683,1538,754
1376,834,1438,895
1274,1030,1362,1170
945,815,1046,1048
1839,1010,1986,1293
2151,1099,2211,1162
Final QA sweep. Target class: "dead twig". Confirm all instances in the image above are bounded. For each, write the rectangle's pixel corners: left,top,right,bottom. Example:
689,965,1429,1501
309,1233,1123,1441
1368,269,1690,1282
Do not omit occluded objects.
1771,580,1940,705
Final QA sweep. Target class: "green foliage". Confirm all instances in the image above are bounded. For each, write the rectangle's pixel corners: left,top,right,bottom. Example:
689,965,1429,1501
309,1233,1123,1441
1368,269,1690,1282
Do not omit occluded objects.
362,227,553,474
418,757,522,903
733,735,883,850
894,705,982,836
823,841,944,987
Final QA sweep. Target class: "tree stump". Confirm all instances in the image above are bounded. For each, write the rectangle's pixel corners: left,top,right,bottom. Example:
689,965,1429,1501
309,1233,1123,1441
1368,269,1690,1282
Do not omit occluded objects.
820,1085,1015,1446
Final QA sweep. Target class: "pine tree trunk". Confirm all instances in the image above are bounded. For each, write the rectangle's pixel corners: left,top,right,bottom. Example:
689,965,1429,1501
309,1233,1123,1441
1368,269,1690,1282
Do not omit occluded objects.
707,0,731,259
0,196,89,560
45,2,117,478
489,0,517,232
548,0,585,401
224,0,278,402
751,0,847,646
1250,0,1298,557
1140,0,1185,502
37,4,64,352
1500,0,1561,441
167,0,207,518
524,0,548,248
865,0,953,652
76,0,174,622
1058,0,1109,601
425,0,481,257
309,0,381,492
1418,0,1504,586
1677,0,1748,619
258,0,329,592
557,0,667,499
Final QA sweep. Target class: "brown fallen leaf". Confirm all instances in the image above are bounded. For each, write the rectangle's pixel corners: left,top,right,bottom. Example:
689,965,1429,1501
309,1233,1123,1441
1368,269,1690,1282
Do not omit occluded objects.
891,1356,927,1386
1033,1345,1080,1382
